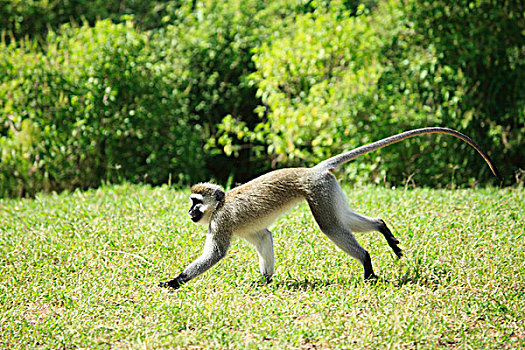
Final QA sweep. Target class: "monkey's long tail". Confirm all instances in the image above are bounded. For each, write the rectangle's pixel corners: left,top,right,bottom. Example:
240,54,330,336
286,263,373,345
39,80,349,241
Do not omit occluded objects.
315,127,502,180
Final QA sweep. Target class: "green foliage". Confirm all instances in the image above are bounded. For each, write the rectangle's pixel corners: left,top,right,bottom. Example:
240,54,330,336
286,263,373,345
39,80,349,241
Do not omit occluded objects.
239,0,523,186
1,0,523,197
401,0,525,186
0,20,202,197
253,3,383,163
0,185,523,347
155,0,326,182
0,0,175,41
246,1,434,184
153,0,272,181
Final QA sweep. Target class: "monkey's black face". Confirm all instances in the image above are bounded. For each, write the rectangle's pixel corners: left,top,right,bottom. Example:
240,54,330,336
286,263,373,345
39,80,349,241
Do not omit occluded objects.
188,195,207,223
189,207,203,222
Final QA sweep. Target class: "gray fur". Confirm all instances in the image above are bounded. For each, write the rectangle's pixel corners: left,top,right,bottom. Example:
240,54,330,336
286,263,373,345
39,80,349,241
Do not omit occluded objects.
316,127,501,180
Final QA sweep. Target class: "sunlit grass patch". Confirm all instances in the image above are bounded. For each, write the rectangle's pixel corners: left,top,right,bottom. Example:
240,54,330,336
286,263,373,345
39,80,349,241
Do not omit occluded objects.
1,184,523,349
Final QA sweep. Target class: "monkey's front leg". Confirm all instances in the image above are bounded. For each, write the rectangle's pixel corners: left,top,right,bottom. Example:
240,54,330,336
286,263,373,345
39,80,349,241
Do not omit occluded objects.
244,229,275,283
159,231,231,289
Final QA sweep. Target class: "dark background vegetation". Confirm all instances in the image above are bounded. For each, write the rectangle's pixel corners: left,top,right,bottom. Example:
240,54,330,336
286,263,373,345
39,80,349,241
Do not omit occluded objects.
1,0,523,197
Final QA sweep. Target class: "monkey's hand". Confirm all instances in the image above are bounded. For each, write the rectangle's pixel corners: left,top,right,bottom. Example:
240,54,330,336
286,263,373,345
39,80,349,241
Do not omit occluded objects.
159,277,184,290
250,275,273,287
159,232,231,290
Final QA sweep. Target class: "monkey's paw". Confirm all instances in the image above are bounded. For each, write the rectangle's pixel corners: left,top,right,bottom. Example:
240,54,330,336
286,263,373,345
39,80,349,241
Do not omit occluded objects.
364,273,379,284
158,279,182,289
250,276,273,287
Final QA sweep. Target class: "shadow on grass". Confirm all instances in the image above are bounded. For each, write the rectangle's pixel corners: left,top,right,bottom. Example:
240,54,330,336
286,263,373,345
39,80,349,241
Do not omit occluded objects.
249,267,453,291
241,258,454,291
244,275,365,291
394,260,455,289
273,277,346,290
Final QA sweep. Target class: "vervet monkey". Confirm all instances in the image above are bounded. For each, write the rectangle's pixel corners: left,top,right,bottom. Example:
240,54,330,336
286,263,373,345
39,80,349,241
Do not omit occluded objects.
159,127,501,289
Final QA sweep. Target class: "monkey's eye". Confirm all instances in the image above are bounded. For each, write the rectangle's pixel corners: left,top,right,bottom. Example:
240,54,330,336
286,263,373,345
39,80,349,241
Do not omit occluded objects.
190,198,203,205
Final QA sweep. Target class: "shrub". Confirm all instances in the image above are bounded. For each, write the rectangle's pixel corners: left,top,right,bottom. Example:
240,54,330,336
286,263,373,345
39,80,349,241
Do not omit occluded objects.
233,0,522,186
154,0,297,182
1,0,521,197
0,0,174,42
0,19,203,197
244,1,440,185
403,0,525,186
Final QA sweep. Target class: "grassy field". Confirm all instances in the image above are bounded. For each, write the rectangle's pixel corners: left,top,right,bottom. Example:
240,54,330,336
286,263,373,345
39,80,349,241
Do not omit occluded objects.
1,183,524,349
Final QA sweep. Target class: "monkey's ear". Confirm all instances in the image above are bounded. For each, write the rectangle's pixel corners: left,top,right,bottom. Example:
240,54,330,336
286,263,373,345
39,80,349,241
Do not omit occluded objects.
214,189,225,203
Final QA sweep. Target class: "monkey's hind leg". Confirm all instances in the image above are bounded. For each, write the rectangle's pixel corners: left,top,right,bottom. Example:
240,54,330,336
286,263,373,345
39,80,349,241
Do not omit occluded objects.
307,186,377,280
316,221,377,280
344,211,403,259
244,229,275,283
377,219,402,259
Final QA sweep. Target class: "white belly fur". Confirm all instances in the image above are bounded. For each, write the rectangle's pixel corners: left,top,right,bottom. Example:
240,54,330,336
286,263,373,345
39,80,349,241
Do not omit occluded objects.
234,198,302,237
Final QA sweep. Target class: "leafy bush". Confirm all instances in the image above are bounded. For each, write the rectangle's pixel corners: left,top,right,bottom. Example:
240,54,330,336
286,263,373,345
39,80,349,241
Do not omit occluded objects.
0,19,202,197
1,0,522,197
403,0,525,186
0,0,302,197
252,4,383,162
241,2,437,184
229,0,523,186
0,0,175,42
154,0,300,182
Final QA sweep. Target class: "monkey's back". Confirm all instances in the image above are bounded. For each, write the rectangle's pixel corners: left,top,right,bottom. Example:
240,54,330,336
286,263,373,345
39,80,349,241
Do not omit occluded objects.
219,168,311,236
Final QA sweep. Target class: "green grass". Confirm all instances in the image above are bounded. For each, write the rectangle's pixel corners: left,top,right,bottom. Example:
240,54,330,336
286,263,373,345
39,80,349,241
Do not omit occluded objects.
1,184,524,349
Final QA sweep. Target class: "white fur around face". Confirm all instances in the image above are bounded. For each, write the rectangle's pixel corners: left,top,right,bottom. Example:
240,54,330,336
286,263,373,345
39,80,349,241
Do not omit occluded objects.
195,205,212,225
189,194,213,225
190,194,204,202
